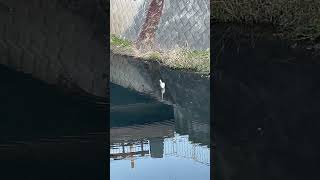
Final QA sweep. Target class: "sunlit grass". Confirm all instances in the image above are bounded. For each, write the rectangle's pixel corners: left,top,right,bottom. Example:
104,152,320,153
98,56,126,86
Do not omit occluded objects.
110,34,132,48
160,48,210,73
110,35,210,74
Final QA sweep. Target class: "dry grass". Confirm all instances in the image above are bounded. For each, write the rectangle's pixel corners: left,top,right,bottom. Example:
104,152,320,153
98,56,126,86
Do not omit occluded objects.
159,48,210,73
110,35,210,74
211,0,320,41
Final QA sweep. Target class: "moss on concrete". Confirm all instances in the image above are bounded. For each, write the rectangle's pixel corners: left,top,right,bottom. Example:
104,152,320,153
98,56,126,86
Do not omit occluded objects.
110,34,133,48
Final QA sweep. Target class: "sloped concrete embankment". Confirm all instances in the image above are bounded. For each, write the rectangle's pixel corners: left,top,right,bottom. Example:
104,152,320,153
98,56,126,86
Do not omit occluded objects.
0,0,107,97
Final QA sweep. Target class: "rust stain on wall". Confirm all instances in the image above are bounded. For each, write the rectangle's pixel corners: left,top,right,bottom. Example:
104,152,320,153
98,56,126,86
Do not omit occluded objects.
136,0,165,50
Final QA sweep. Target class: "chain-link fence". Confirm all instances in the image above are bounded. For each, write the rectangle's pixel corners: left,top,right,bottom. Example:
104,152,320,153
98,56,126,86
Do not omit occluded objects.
110,0,210,50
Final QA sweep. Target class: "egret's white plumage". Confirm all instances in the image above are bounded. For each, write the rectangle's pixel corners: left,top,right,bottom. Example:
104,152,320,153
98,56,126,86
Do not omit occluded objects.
159,79,165,89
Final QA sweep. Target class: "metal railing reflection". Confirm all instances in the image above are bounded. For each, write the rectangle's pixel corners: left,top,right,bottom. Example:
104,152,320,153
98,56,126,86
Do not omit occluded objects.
110,133,210,167
164,133,210,166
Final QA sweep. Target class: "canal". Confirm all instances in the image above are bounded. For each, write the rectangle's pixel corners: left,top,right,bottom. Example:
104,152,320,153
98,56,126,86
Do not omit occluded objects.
213,24,320,179
0,59,210,180
110,82,210,180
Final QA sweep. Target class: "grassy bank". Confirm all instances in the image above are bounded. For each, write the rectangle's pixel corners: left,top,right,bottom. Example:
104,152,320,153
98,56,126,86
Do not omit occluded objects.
110,35,210,74
211,0,320,42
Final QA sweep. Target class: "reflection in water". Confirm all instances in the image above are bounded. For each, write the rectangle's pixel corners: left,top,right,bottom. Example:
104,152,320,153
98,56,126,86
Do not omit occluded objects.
110,133,210,166
212,24,320,180
110,83,210,180
214,63,320,180
0,65,107,179
163,133,210,165
161,88,165,100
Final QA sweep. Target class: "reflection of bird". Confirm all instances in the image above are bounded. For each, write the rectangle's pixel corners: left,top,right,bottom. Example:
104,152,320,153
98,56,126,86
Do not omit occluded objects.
161,88,165,100
159,79,165,89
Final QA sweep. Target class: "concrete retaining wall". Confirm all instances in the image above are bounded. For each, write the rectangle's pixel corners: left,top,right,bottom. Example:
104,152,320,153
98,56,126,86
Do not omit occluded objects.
0,0,107,97
110,0,210,50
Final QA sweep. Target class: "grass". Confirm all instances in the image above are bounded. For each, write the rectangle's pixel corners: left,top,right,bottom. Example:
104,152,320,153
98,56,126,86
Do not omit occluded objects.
110,34,135,55
211,0,320,42
159,48,210,73
142,51,162,61
110,34,210,74
110,34,132,48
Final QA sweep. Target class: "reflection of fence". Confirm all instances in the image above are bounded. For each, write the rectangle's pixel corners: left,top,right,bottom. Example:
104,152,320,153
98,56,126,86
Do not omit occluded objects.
110,140,150,159
110,140,151,168
110,133,210,166
164,133,210,166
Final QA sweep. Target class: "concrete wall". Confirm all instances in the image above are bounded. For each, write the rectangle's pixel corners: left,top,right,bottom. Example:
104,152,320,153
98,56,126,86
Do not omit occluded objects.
110,0,210,50
110,52,210,105
0,0,107,97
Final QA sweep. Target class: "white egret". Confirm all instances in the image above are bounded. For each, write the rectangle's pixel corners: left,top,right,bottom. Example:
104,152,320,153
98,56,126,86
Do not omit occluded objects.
159,79,165,89
159,79,165,100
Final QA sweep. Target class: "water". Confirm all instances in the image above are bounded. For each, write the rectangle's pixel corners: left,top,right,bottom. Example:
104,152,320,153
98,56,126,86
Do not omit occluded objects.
214,62,320,180
0,65,107,179
110,83,210,180
213,24,320,179
0,58,210,179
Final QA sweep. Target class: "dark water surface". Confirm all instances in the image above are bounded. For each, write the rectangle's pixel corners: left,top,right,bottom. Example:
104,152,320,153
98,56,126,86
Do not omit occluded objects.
213,25,320,179
0,65,107,179
110,83,210,180
214,62,320,180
